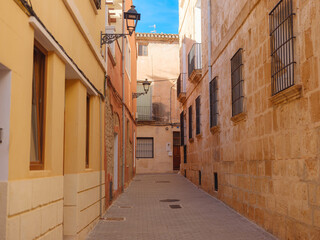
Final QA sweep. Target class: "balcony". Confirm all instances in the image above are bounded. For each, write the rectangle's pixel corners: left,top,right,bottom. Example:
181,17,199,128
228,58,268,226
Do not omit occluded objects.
137,106,153,121
177,73,187,102
188,43,202,83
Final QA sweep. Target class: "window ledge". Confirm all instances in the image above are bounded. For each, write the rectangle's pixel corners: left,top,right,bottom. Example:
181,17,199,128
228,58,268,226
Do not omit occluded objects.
196,133,202,139
108,47,116,66
210,125,220,134
270,84,302,105
231,112,247,124
189,138,194,143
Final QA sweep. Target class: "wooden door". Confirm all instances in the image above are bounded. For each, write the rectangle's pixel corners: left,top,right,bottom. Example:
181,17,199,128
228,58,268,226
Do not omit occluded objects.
173,132,181,170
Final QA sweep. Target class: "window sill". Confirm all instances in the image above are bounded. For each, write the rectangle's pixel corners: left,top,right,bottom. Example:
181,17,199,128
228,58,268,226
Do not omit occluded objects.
210,125,220,134
270,84,302,105
108,47,116,66
189,138,194,143
231,112,247,124
89,0,99,15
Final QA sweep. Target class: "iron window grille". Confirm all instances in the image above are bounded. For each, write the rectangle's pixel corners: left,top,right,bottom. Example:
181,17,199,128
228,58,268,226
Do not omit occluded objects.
93,0,101,9
231,48,244,116
136,137,154,158
180,112,184,146
138,44,148,56
269,0,295,95
195,96,201,135
188,106,193,139
183,145,187,163
210,77,218,128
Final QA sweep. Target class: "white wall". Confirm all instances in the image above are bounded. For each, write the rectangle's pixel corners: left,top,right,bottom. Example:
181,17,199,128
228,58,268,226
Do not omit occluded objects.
0,63,11,181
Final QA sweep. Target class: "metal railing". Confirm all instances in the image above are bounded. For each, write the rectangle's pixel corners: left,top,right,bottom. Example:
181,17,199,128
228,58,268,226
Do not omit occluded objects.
177,73,187,98
137,106,153,121
188,43,202,78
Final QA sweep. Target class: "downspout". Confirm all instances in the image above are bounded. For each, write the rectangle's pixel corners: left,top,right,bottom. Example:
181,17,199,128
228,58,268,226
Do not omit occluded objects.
121,0,126,192
208,0,212,82
99,96,103,218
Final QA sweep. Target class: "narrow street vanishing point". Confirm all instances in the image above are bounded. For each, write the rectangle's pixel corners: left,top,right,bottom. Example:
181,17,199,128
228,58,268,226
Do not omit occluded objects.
87,174,276,240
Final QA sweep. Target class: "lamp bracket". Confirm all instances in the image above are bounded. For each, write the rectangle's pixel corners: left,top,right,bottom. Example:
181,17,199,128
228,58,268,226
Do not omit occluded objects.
132,92,145,99
101,32,129,46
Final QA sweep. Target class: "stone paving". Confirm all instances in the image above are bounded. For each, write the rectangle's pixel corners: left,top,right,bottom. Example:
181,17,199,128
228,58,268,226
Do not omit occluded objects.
87,174,277,240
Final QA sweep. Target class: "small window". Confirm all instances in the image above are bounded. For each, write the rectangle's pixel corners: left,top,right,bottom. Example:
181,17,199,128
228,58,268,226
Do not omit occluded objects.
30,44,47,170
183,145,187,163
188,106,193,139
210,77,218,127
86,95,90,168
137,138,154,158
138,44,148,56
195,96,201,135
199,170,202,186
269,0,295,95
231,49,244,116
214,172,218,191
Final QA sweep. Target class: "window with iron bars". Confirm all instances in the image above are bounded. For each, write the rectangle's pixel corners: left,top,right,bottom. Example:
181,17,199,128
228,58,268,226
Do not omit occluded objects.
195,96,201,135
231,49,244,116
210,77,218,128
269,0,295,95
188,106,193,139
180,112,184,146
136,138,154,158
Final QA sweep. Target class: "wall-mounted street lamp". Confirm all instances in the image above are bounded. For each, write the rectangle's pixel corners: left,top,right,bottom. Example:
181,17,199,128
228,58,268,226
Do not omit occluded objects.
132,79,151,98
101,5,141,46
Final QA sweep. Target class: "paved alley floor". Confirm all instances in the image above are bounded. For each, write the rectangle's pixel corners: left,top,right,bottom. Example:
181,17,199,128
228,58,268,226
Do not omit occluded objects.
87,174,277,240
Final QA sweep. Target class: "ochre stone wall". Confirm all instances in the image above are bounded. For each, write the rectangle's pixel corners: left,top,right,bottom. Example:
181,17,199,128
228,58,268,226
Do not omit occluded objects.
179,0,320,239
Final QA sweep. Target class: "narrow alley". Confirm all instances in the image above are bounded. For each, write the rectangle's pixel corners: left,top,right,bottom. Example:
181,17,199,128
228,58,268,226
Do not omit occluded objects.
87,174,276,240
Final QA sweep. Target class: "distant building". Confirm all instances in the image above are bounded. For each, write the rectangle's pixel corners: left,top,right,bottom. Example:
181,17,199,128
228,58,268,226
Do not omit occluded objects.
136,33,181,174
179,0,320,239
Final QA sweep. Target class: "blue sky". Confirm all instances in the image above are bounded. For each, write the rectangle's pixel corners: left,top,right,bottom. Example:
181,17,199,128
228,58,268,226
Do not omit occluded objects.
133,0,179,34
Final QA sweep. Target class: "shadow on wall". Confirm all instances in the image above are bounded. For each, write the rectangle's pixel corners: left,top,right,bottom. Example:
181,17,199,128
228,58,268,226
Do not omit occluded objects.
152,102,170,122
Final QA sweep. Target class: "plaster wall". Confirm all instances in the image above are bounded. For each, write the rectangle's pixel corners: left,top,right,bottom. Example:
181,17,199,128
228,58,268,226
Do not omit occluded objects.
136,125,180,174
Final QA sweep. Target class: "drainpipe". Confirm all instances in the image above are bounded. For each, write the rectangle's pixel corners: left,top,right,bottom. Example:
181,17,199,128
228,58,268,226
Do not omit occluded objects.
121,0,126,193
99,96,103,218
208,0,212,83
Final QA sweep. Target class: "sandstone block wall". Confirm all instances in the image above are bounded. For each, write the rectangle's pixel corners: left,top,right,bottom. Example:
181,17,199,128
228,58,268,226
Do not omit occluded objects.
179,0,320,239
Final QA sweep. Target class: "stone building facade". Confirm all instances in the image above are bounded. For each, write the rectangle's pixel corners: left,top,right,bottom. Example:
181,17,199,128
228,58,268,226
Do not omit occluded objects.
179,0,320,239
104,0,137,205
136,33,181,174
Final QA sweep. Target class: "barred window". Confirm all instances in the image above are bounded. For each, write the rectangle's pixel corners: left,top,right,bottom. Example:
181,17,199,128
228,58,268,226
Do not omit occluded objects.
136,138,154,158
231,49,244,116
138,44,148,56
195,96,201,135
269,0,295,95
188,106,193,139
180,112,184,146
210,77,218,127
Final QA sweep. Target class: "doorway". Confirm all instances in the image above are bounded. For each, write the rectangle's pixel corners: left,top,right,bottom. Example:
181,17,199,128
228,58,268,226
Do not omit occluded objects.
173,132,181,170
0,63,11,181
113,133,118,190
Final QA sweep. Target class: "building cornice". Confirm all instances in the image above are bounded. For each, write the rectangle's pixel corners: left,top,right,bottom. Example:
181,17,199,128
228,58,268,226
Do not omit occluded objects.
136,33,179,43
